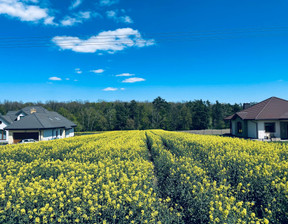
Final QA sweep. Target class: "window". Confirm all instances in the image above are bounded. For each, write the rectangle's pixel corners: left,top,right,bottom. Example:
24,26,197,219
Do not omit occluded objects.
0,130,6,140
265,123,275,133
0,121,2,124
237,122,242,134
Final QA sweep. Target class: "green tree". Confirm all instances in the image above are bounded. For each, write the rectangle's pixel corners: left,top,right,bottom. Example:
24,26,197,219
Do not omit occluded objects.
191,100,209,130
212,101,225,129
152,97,170,129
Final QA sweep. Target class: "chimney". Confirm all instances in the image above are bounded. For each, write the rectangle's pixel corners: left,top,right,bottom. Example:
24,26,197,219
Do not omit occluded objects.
30,108,36,114
243,103,251,110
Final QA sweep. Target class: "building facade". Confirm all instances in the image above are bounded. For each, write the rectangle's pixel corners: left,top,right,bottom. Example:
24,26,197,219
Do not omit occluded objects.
0,106,76,144
225,97,288,140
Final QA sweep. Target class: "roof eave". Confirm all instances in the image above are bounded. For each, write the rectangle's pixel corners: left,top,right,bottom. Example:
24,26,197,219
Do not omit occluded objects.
5,126,67,130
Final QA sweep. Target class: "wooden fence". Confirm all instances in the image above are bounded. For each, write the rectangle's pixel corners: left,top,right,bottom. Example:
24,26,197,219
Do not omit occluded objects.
179,129,230,136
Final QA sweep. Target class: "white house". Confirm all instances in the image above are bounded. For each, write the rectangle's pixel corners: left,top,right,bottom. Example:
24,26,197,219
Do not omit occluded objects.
0,106,76,144
225,97,288,140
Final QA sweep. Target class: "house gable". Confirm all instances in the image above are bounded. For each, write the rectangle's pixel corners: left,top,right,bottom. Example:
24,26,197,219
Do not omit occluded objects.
2,106,76,144
225,97,288,140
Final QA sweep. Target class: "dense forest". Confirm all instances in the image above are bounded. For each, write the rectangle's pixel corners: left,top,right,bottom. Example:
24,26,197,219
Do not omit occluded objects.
0,97,243,132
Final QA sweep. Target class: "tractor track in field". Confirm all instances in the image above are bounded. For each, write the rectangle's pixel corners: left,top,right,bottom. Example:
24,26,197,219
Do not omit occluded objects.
145,132,158,189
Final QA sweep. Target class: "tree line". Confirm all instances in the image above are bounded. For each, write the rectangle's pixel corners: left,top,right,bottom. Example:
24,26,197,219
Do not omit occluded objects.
0,97,243,132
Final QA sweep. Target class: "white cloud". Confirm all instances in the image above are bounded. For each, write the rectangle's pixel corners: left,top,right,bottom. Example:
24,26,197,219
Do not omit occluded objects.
66,78,70,80
74,79,78,82
116,73,134,77
122,77,145,83
75,68,82,74
106,10,133,24
49,76,62,81
69,0,82,10
0,0,55,24
52,28,155,53
91,69,104,74
106,10,116,17
60,11,95,26
103,87,118,91
44,16,56,25
120,88,125,91
100,0,118,6
122,15,133,23
60,16,78,26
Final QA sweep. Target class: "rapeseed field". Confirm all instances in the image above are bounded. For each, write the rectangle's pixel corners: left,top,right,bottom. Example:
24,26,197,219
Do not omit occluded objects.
0,130,287,223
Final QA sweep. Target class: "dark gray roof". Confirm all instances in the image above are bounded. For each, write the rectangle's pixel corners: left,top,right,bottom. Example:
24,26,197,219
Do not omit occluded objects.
16,106,49,116
225,97,288,120
7,111,18,116
5,114,44,130
5,109,76,130
0,115,13,124
6,111,18,122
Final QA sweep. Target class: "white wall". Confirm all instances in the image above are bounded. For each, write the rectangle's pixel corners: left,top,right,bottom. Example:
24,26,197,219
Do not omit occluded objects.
65,128,74,137
43,129,53,140
231,121,236,135
0,118,8,141
247,121,257,139
41,128,74,141
231,117,246,137
17,113,25,121
0,119,7,130
257,120,281,139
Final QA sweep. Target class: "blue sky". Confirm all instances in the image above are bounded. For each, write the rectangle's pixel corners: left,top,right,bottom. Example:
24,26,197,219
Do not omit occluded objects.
1,0,288,103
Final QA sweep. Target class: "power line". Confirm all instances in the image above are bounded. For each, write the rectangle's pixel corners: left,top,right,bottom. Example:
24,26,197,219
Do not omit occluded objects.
0,26,287,48
1,25,288,40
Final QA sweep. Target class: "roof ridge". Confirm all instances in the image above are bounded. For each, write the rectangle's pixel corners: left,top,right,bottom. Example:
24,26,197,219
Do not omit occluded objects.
271,96,288,103
255,97,272,119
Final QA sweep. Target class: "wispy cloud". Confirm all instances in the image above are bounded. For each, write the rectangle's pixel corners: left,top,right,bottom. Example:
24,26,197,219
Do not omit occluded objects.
49,76,62,81
69,0,83,10
91,69,104,74
75,68,82,74
116,73,134,77
106,10,133,24
0,0,55,24
103,87,118,91
120,88,125,91
60,11,97,26
52,28,155,53
100,0,119,6
122,77,145,83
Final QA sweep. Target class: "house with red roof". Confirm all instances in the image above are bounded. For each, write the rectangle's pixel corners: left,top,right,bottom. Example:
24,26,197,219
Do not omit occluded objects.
225,97,288,140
